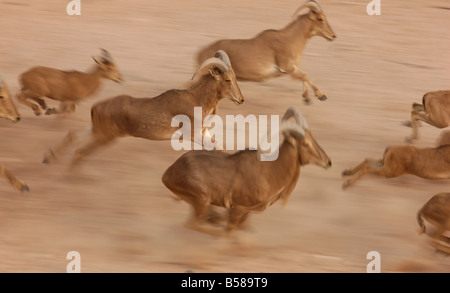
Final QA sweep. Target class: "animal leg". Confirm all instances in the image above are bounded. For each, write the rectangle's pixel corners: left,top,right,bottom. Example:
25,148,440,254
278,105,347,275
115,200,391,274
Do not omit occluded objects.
342,158,384,190
182,199,227,236
32,97,48,110
235,212,252,231
406,110,443,143
0,162,30,192
412,102,424,112
227,207,249,232
429,240,450,255
69,137,113,169
342,158,383,176
45,101,76,115
426,227,450,254
16,91,42,116
288,67,327,103
43,126,93,164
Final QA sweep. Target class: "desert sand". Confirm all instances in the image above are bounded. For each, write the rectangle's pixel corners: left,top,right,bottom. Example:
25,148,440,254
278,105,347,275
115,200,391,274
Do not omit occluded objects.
0,0,449,272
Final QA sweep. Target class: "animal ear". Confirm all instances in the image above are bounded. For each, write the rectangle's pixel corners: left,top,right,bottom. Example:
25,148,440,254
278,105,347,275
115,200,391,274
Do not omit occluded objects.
208,68,221,80
283,129,304,140
92,56,102,64
93,56,108,70
308,10,318,20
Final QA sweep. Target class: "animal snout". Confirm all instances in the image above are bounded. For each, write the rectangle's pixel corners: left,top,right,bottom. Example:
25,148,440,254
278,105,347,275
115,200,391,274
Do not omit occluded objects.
234,97,244,105
15,116,21,122
327,160,332,167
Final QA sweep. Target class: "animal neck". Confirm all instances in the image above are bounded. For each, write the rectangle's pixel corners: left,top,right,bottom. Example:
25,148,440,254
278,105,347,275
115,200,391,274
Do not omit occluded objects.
189,75,221,111
81,66,104,94
262,139,301,187
282,14,315,51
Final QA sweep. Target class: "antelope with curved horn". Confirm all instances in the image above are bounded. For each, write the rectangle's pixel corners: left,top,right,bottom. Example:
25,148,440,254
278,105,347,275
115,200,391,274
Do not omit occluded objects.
0,72,29,192
43,50,244,168
196,0,336,104
162,107,332,236
16,49,123,116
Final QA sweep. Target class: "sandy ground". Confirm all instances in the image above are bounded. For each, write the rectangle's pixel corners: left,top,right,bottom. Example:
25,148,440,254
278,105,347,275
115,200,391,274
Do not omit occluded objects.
0,0,449,273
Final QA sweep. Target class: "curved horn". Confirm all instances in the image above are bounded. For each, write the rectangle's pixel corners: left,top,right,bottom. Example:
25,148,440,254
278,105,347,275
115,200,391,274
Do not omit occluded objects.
292,0,321,17
100,48,112,61
214,50,231,67
191,57,229,80
282,107,309,130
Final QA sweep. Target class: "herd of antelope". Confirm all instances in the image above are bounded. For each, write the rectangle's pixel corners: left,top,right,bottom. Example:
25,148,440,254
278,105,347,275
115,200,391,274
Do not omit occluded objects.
1,1,449,254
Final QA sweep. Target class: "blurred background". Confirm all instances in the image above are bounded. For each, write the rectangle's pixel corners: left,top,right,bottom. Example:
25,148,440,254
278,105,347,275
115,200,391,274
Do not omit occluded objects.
0,0,449,272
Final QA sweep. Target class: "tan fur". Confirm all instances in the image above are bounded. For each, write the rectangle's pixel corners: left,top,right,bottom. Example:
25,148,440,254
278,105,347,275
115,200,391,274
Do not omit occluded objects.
162,108,332,236
342,142,450,189
16,49,123,116
196,0,336,104
0,77,29,192
42,51,244,168
405,90,450,142
417,193,450,254
0,81,21,123
436,130,450,146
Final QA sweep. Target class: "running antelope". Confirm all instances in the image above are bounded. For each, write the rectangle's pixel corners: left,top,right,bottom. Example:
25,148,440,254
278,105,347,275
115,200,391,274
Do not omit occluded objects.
0,73,29,192
16,49,123,116
162,107,331,236
196,0,336,104
43,50,244,167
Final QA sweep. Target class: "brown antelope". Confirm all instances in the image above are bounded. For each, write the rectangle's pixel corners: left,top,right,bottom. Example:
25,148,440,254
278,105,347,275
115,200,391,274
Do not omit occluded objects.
162,107,332,236
196,0,336,104
341,137,450,190
16,49,123,116
404,90,450,143
417,192,450,254
42,50,244,168
0,73,29,192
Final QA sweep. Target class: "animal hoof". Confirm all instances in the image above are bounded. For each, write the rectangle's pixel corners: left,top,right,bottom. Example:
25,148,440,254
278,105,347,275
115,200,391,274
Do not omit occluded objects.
341,169,351,176
319,95,327,101
21,185,30,192
43,149,56,164
34,112,41,116
402,120,412,127
404,137,413,144
303,99,312,105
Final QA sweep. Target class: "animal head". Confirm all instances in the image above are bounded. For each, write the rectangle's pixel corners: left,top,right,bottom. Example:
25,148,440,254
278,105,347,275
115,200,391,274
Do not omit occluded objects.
192,50,244,105
0,73,21,123
92,48,124,83
280,107,331,168
293,0,336,41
